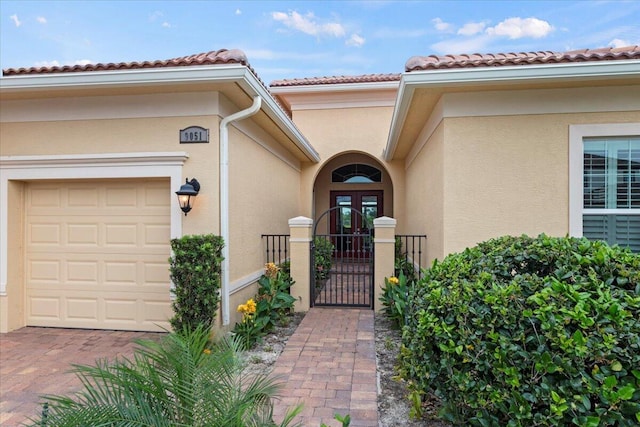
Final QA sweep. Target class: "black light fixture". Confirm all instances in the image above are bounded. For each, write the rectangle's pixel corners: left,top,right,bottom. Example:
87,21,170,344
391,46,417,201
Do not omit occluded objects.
176,178,200,216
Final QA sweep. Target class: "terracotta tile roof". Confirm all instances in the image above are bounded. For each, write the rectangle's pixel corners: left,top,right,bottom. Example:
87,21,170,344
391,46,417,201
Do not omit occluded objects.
2,48,250,76
270,73,401,87
405,46,640,72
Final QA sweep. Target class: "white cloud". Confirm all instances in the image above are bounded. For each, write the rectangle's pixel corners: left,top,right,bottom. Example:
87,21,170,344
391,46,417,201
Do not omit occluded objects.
432,17,453,33
10,14,21,27
486,17,554,39
33,59,92,68
346,33,365,47
235,9,242,15
37,16,47,24
609,38,633,48
162,22,171,28
149,11,163,21
458,22,486,36
271,11,346,37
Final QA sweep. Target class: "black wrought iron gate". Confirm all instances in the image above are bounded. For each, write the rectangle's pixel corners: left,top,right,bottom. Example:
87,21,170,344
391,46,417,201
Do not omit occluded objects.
311,206,374,308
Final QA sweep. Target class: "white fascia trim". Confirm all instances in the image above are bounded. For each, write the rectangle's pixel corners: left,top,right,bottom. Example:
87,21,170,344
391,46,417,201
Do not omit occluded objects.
0,65,249,91
0,152,189,296
384,74,416,161
237,73,320,163
385,60,640,161
568,123,640,237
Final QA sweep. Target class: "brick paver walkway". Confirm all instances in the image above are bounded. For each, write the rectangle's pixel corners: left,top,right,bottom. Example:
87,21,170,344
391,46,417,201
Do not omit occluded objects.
0,328,159,426
0,308,378,427
271,308,378,427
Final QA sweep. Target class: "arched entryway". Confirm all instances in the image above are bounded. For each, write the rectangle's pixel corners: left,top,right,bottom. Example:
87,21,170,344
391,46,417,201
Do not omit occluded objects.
310,153,394,307
312,152,394,233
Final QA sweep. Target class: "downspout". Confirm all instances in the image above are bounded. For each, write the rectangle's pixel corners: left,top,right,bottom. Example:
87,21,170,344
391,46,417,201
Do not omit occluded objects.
219,95,262,325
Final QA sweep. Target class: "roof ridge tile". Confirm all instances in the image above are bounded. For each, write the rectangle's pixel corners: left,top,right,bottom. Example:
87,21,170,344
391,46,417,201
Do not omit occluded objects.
2,48,250,76
405,46,639,72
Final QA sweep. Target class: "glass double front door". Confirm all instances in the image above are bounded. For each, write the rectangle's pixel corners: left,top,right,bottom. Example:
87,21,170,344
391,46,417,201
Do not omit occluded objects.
330,190,383,255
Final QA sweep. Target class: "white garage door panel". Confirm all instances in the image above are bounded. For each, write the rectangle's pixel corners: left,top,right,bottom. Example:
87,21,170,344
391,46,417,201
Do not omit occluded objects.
26,179,172,331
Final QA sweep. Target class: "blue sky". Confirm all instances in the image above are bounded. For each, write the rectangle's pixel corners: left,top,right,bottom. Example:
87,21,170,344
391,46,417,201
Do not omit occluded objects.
1,1,639,83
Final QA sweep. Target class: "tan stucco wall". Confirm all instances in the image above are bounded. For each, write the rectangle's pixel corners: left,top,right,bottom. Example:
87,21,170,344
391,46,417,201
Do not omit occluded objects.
290,106,406,226
405,122,444,266
228,124,300,279
0,113,221,235
440,111,640,257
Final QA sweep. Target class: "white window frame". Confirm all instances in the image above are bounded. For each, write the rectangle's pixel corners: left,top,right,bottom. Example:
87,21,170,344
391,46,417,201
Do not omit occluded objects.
569,123,640,237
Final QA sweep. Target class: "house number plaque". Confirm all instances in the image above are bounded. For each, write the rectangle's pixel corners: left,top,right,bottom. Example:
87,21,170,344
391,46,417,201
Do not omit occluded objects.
179,126,209,143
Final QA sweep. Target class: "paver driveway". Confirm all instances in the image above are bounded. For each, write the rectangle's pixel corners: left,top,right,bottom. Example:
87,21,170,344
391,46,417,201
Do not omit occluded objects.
0,327,162,426
1,308,379,427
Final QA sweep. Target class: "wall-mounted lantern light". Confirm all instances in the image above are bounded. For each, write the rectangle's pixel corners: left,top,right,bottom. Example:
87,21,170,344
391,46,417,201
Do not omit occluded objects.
176,178,200,216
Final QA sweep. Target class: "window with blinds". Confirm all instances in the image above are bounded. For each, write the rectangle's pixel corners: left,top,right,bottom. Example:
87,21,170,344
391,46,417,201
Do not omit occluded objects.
583,137,640,252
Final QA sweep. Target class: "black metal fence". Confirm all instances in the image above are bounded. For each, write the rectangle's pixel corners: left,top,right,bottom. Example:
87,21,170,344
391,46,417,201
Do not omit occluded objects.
394,234,427,280
261,234,290,266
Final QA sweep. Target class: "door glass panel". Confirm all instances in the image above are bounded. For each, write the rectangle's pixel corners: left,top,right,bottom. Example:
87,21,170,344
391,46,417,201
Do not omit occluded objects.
336,196,352,233
361,196,378,232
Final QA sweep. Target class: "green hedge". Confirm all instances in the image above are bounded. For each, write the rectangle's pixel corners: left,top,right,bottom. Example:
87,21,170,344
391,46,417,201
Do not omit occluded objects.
169,234,224,332
400,234,640,426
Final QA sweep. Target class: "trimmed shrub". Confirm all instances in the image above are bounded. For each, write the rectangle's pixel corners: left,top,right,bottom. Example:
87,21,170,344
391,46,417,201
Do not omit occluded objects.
169,234,224,332
400,234,640,426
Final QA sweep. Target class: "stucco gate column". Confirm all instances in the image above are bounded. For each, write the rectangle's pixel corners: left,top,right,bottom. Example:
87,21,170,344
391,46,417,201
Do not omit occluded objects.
374,216,396,312
288,216,312,312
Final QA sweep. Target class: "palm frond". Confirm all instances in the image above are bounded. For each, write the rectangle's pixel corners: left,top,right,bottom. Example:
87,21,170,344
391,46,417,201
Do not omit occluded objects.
26,326,301,427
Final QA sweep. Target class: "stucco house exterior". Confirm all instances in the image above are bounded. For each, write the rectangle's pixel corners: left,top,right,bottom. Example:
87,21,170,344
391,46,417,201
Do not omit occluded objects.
1,46,639,333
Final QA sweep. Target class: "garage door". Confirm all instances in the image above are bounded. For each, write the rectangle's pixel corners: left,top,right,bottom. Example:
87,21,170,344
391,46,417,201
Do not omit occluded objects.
25,179,172,331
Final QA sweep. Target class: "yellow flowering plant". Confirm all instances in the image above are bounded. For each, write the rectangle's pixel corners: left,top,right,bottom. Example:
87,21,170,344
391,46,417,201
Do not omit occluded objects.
233,297,265,349
380,274,409,328
232,262,296,349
